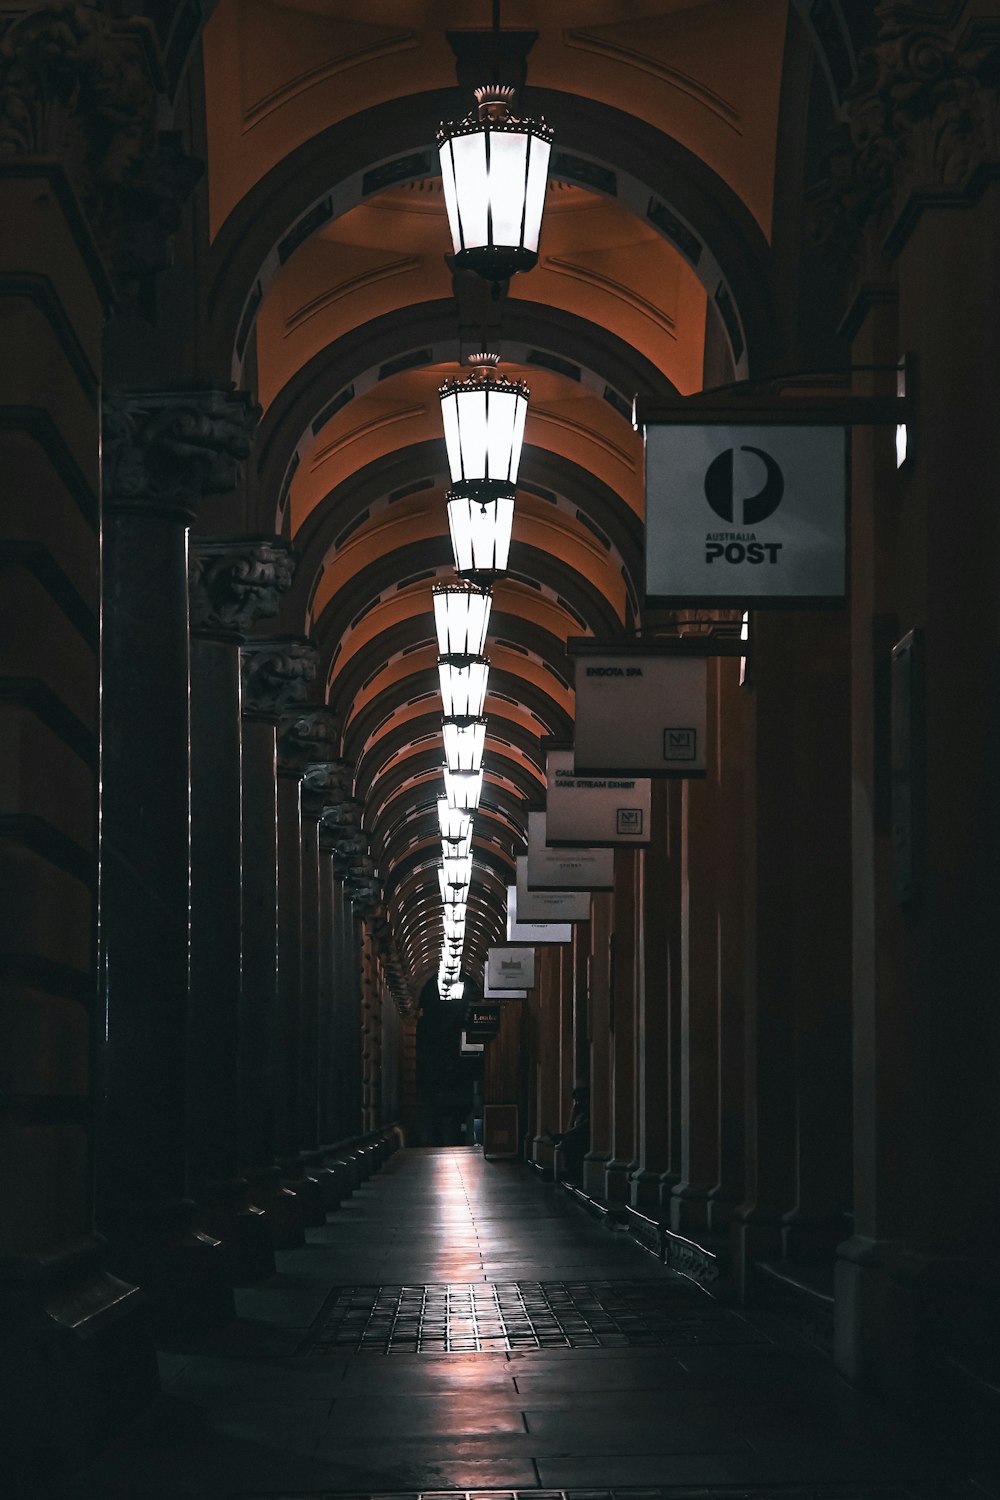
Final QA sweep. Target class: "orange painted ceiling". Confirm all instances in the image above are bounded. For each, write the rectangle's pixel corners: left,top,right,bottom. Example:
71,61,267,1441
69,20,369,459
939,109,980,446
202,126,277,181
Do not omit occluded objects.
199,0,791,987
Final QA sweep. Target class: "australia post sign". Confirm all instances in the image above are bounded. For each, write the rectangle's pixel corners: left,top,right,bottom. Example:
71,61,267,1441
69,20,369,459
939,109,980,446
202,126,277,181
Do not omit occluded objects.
645,424,846,606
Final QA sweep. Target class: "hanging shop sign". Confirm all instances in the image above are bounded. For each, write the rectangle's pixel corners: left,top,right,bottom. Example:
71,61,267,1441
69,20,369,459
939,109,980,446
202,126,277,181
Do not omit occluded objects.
514,858,589,925
483,976,527,999
460,1031,485,1053
570,645,708,777
545,748,651,847
645,424,846,606
506,875,578,940
487,945,536,990
525,809,615,891
465,1001,501,1038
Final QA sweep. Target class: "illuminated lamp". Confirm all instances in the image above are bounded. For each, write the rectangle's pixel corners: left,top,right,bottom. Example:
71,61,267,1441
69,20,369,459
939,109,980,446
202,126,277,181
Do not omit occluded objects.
437,84,553,284
433,581,492,658
444,767,483,812
443,914,466,943
443,717,486,773
441,825,473,860
439,356,528,490
447,489,514,582
437,798,473,845
438,867,471,904
443,900,467,924
442,850,473,891
438,657,489,719
447,981,465,1001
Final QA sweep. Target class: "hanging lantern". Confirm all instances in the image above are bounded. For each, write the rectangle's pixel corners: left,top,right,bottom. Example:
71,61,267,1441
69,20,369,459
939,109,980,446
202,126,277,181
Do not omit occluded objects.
447,980,466,1000
443,717,486,773
438,867,470,904
447,490,515,580
433,581,492,658
441,825,473,860
443,899,467,924
444,767,484,812
437,798,473,844
443,913,466,943
439,657,489,719
440,356,529,490
438,85,553,284
442,850,473,891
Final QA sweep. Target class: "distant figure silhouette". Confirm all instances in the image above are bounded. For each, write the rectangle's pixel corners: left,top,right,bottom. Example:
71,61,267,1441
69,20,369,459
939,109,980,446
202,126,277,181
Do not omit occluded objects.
543,1085,590,1183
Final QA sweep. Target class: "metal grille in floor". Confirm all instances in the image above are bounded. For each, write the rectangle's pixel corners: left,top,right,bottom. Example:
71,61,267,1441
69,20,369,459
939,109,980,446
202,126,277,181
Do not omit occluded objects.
304,1280,770,1354
238,1486,917,1500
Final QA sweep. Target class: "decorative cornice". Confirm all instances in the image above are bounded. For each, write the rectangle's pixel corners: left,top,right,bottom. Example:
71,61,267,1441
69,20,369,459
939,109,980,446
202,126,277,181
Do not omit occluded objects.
189,535,295,639
0,1,185,294
809,4,1000,268
103,389,258,516
241,636,318,722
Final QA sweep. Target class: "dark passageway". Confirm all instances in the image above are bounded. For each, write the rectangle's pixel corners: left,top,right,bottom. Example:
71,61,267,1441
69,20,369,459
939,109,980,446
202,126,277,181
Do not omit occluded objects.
61,1147,987,1499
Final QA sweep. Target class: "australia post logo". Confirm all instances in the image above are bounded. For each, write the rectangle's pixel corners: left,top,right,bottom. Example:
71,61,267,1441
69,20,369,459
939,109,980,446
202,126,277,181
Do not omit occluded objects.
703,445,784,567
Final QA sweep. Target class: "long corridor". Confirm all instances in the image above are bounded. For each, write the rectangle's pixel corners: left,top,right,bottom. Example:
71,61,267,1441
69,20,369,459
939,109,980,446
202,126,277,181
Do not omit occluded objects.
61,1147,989,1500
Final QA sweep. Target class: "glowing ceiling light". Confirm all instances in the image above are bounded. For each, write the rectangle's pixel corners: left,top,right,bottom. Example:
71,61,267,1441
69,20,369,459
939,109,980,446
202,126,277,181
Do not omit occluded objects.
440,356,528,490
438,867,470,904
441,826,473,860
447,980,465,1000
433,580,492,658
447,489,514,581
443,900,467,923
443,717,486,773
444,767,483,812
442,850,473,891
438,86,553,284
439,657,489,719
438,798,473,848
443,914,466,943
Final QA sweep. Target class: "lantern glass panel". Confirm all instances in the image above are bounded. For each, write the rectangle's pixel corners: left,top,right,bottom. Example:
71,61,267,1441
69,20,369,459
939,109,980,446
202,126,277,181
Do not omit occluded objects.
488,130,529,246
433,584,491,657
439,658,489,719
443,717,486,773
523,134,552,252
439,140,462,254
444,767,483,811
451,131,489,248
437,798,472,843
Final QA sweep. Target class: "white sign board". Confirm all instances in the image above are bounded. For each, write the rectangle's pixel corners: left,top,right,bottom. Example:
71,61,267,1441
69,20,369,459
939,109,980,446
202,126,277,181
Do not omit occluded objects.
526,810,615,891
545,748,651,846
509,864,585,934
487,945,536,990
483,976,527,999
645,424,846,604
460,1031,484,1053
573,651,707,777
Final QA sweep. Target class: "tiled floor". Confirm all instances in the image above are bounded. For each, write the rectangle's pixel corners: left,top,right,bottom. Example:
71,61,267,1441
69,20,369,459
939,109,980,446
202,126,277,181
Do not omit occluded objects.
62,1149,993,1499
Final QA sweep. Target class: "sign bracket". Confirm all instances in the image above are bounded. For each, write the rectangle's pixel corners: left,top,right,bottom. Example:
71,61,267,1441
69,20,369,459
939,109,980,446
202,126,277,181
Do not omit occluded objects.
636,359,913,429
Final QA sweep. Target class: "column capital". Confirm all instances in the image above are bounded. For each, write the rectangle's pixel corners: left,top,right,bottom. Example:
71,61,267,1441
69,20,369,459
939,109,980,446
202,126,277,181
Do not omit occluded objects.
0,2,195,295
301,759,354,821
276,705,341,779
189,535,295,641
318,797,365,854
809,4,1000,268
241,636,318,723
103,389,260,520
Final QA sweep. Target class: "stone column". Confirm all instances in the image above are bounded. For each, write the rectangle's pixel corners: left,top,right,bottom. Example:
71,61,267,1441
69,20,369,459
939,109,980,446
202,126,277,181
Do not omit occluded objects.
274,708,341,1221
187,535,293,1279
321,800,366,1145
630,782,674,1210
818,9,1000,1392
583,891,614,1198
531,945,563,1173
240,637,318,1246
300,750,351,1196
98,391,255,1324
605,849,639,1202
0,6,167,1468
659,782,685,1210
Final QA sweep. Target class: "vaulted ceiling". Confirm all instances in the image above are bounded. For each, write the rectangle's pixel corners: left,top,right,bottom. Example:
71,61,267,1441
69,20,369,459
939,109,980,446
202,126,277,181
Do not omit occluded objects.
190,0,833,987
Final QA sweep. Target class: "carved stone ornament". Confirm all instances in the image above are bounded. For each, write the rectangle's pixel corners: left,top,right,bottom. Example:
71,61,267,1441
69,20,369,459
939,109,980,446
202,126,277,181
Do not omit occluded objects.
332,833,368,875
0,0,165,284
809,5,1000,267
188,536,295,638
301,758,354,820
103,389,259,514
276,706,341,777
241,636,318,721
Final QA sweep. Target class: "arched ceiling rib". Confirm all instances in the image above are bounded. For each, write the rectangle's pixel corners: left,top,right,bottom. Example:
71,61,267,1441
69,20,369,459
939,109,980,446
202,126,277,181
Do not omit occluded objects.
196,1,805,990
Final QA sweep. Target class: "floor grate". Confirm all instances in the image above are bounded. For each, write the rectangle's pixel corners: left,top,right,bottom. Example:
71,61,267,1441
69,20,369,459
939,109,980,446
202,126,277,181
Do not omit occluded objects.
236,1485,918,1500
303,1279,770,1355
